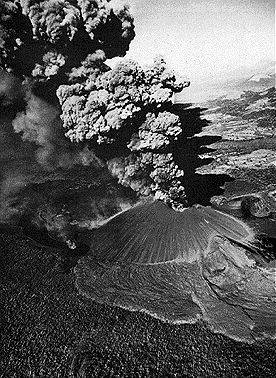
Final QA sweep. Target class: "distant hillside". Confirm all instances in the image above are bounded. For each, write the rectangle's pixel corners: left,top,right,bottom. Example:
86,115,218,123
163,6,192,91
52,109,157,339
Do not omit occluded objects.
238,64,275,91
176,60,275,104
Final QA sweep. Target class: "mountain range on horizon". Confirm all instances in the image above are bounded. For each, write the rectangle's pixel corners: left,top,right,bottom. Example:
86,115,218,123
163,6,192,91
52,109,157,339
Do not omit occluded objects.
177,59,275,103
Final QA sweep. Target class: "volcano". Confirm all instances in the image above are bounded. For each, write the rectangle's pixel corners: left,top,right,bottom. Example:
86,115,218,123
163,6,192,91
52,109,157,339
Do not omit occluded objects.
80,200,254,264
74,201,276,343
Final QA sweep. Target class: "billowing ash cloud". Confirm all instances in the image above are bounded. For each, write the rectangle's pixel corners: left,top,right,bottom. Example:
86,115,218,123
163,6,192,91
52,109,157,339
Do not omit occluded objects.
0,0,135,80
0,71,105,229
0,1,191,231
2,2,275,348
12,91,102,170
108,153,186,204
58,57,186,143
0,1,137,236
57,56,190,205
0,1,191,207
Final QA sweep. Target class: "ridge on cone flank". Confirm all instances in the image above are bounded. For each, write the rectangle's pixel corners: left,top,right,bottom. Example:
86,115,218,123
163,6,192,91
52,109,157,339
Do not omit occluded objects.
82,200,254,264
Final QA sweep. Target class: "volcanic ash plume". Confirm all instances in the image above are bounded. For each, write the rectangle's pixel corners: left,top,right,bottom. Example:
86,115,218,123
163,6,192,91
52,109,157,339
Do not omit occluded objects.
1,1,190,205
12,93,103,170
0,0,135,79
57,57,190,204
1,0,275,346
0,71,107,233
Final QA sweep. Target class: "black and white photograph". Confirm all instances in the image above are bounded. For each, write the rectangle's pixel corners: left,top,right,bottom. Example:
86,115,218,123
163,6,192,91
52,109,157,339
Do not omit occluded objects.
0,0,275,376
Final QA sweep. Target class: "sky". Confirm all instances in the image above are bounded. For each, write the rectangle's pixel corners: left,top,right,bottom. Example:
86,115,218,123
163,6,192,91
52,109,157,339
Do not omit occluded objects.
120,0,275,84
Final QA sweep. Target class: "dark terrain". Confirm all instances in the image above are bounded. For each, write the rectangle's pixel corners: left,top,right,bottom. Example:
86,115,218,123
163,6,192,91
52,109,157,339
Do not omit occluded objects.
1,230,276,378
1,91,276,377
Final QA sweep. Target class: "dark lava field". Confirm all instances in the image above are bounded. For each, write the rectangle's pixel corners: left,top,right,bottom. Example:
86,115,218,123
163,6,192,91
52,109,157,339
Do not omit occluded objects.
1,230,276,378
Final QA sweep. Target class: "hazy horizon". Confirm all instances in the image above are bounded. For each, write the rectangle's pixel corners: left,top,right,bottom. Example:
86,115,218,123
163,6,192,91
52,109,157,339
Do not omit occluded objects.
117,0,275,84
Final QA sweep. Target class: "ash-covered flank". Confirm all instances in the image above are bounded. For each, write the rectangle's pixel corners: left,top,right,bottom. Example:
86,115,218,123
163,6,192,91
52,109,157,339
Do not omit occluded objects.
75,200,276,343
80,200,254,264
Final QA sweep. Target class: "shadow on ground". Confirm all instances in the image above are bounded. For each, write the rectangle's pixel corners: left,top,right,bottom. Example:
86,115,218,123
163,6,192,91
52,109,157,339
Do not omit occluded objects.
172,104,234,206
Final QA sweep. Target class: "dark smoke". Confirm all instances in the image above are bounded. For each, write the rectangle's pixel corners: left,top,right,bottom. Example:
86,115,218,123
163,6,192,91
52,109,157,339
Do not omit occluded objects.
12,91,103,170
58,56,190,205
0,71,126,245
0,0,135,80
1,1,191,207
0,0,191,243
0,0,137,243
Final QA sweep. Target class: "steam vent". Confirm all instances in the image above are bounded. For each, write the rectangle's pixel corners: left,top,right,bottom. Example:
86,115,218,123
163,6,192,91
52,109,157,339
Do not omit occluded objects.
75,200,276,343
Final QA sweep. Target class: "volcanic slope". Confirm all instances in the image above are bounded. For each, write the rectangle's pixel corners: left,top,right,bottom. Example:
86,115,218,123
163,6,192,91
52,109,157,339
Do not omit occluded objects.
75,200,276,343
78,200,254,264
2,231,276,377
